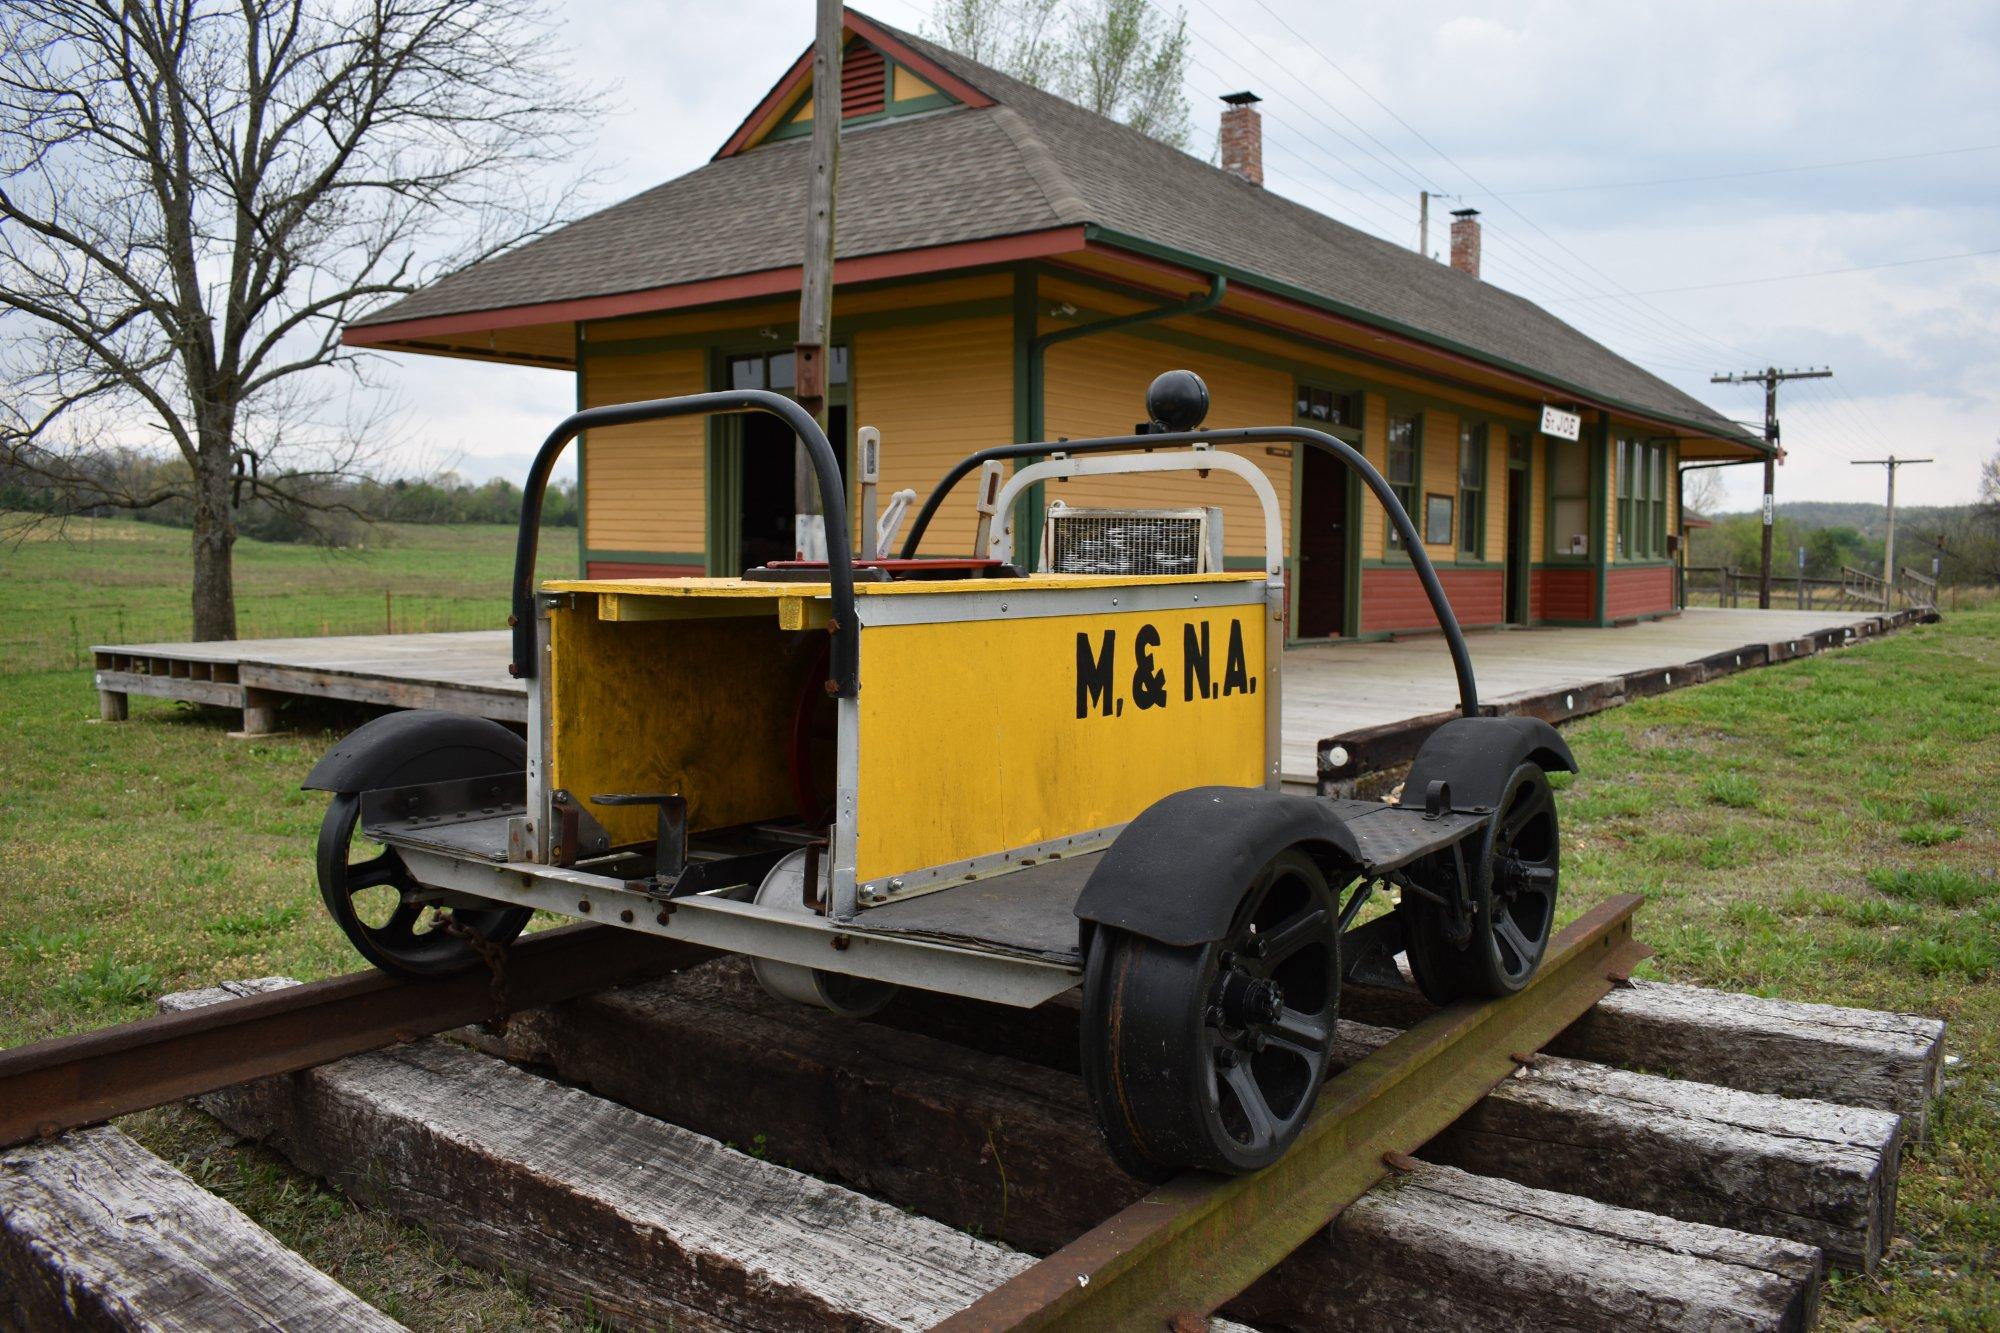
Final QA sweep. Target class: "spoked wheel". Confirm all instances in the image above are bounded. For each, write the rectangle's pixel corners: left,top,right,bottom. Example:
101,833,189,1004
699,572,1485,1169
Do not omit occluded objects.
317,792,531,978
1403,763,1560,1002
1081,848,1341,1180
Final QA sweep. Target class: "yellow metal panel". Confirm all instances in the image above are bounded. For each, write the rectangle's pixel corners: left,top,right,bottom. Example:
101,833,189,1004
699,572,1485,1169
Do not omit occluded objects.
547,600,805,845
582,348,706,553
854,604,1267,884
1041,331,1293,562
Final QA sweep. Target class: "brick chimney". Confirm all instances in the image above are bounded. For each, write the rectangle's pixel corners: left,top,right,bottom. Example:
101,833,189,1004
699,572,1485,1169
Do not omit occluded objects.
1220,92,1263,187
1449,208,1482,278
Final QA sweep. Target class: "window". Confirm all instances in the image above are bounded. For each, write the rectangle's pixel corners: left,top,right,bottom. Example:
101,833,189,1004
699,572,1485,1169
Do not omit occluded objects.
1458,421,1485,556
1386,412,1418,548
1295,384,1358,429
726,346,848,395
1616,436,1633,558
1651,444,1668,556
1615,437,1671,559
1549,439,1590,558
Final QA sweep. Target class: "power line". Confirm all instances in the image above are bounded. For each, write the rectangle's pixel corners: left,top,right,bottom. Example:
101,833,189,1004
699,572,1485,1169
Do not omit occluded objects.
1501,142,2000,196
1542,247,2000,300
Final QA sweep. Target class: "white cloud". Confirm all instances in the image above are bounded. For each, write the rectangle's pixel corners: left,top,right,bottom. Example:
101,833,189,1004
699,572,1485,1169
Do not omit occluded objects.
350,0,1997,509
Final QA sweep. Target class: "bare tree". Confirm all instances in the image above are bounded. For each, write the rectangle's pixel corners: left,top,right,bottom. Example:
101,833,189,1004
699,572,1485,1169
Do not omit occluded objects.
0,0,595,640
1682,465,1728,517
1981,439,2000,516
926,0,1193,150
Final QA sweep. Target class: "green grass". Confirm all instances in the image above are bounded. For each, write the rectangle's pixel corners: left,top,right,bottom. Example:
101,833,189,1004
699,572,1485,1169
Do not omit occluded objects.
0,524,1995,1328
0,513,551,673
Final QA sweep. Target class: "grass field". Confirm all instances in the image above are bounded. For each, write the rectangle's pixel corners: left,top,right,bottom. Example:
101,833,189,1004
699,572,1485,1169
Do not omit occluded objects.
0,514,563,673
0,521,1994,1329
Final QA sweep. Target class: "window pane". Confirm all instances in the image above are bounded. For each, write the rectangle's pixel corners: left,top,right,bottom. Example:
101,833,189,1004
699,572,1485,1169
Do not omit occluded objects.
768,350,796,391
728,355,764,390
1509,429,1529,465
1387,414,1415,483
829,345,849,385
1460,490,1479,551
1551,440,1586,496
1296,387,1312,418
1329,391,1355,426
1459,423,1481,490
1553,498,1588,557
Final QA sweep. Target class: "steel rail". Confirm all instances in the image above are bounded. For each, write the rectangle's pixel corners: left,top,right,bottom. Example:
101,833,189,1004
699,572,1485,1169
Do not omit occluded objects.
933,894,1650,1332
0,925,713,1150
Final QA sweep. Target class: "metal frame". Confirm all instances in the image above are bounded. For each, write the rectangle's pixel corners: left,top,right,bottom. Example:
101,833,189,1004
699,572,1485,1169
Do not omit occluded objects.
394,849,1077,1008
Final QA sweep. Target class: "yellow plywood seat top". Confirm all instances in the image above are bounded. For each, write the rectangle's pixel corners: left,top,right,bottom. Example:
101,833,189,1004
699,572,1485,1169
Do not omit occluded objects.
542,571,1265,600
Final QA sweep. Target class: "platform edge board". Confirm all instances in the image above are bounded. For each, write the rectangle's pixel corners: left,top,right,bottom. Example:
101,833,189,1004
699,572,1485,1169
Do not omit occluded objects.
158,985,1253,1333
0,1125,405,1333
932,893,1651,1331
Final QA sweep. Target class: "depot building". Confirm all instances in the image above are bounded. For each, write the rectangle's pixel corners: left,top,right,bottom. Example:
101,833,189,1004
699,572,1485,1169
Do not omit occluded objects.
343,10,1767,640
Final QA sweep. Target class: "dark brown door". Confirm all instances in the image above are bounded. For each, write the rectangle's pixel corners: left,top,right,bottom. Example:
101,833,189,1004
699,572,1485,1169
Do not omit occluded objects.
1296,446,1347,638
1505,468,1530,623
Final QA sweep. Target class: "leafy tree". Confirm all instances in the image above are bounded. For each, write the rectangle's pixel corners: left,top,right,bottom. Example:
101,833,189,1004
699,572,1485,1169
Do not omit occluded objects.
0,0,594,639
927,0,1194,149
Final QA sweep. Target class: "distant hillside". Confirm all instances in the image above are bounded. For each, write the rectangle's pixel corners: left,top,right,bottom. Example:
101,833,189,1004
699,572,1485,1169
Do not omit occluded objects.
1696,501,1973,539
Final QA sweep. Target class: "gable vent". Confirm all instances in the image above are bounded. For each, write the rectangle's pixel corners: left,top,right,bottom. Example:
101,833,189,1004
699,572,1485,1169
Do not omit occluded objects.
842,43,887,118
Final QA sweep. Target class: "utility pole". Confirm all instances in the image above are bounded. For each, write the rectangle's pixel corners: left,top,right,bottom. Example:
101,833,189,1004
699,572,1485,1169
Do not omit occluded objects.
1418,190,1429,258
1851,455,1932,603
794,0,842,559
1710,366,1831,608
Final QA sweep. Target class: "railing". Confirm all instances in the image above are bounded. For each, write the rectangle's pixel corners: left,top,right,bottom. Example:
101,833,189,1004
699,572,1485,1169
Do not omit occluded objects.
1898,566,1938,612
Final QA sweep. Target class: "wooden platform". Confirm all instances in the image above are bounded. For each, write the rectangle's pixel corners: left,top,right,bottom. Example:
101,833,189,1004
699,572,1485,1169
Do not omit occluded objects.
94,608,1917,773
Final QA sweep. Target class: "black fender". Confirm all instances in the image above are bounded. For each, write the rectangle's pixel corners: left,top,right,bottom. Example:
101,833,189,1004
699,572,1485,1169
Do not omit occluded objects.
1404,715,1577,812
1074,787,1362,947
301,710,525,794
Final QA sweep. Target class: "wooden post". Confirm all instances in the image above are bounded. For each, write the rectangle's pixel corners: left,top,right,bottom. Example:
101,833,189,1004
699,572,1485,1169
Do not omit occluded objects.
792,0,842,560
97,689,128,722
238,689,280,737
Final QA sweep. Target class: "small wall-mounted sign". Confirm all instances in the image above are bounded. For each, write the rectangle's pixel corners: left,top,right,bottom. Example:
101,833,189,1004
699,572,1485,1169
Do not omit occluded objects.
1540,404,1582,441
1264,445,1293,458
1425,493,1455,546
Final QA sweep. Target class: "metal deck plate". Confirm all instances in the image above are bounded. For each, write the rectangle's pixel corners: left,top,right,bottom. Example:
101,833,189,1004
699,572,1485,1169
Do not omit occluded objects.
852,856,1098,966
1329,800,1485,873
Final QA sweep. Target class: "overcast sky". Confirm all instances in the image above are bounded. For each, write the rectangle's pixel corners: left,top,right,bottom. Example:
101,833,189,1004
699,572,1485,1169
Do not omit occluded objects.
390,0,2000,511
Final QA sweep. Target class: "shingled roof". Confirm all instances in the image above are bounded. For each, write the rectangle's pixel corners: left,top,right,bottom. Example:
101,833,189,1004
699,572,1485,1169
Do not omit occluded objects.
351,13,1758,447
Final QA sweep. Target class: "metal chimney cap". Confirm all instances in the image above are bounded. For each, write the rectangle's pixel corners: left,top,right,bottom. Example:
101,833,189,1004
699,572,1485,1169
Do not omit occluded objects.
1220,91,1262,106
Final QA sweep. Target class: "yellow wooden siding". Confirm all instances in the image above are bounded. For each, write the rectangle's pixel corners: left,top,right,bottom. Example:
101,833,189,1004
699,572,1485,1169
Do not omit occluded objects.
1042,331,1293,564
851,315,1013,553
1605,432,1620,562
1483,424,1507,559
582,348,706,553
1358,393,1388,558
893,65,938,101
1418,410,1457,561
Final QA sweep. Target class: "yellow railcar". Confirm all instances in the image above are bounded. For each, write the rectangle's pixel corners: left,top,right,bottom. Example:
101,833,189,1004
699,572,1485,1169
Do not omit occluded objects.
305,372,1574,1178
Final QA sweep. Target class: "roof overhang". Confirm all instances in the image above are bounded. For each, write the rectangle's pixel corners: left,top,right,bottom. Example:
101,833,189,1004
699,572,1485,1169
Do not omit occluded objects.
342,226,1088,362
343,217,1764,460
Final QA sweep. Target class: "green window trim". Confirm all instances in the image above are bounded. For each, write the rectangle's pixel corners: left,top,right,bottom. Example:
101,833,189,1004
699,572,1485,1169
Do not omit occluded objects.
1457,419,1487,558
1615,434,1671,561
1385,408,1420,552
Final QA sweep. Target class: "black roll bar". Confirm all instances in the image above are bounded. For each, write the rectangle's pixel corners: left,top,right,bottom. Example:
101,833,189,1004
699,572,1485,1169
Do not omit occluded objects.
510,390,858,698
901,426,1481,717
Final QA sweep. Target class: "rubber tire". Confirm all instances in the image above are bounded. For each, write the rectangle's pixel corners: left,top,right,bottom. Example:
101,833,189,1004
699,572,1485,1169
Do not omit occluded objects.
317,791,531,979
1401,763,1560,1002
1080,848,1341,1180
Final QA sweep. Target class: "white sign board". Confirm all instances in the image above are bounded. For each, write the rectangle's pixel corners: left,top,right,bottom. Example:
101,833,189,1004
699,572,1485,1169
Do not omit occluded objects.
1539,405,1582,441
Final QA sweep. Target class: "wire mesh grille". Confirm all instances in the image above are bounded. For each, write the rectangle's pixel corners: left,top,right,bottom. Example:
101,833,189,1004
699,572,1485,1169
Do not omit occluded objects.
1045,509,1206,576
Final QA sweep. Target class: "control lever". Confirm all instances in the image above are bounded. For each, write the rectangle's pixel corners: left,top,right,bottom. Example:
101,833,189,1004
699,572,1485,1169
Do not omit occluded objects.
873,487,917,559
